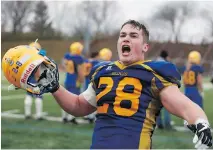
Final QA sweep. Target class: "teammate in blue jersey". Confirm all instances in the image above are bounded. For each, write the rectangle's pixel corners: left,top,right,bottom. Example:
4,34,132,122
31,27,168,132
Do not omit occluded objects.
84,49,112,91
24,42,44,120
6,20,212,149
182,51,204,108
62,42,84,124
83,52,100,91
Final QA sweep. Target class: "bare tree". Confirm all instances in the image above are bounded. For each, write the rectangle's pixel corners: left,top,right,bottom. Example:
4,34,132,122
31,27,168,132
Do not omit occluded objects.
200,4,213,38
151,1,196,43
66,1,120,54
2,1,34,34
30,1,54,37
67,1,119,37
1,2,8,32
49,2,69,36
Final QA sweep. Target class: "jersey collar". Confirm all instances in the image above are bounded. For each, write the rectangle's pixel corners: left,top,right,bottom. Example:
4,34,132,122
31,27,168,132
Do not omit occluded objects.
114,60,151,70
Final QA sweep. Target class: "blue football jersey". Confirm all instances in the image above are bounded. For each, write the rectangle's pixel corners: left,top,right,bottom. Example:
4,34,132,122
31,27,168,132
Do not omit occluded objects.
89,60,181,149
182,64,204,108
84,59,100,90
64,53,84,88
183,64,204,87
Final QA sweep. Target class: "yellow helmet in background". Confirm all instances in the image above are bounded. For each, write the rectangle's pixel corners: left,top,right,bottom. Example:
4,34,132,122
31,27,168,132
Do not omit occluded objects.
69,42,83,55
188,51,201,64
29,42,41,50
2,45,55,94
99,48,112,61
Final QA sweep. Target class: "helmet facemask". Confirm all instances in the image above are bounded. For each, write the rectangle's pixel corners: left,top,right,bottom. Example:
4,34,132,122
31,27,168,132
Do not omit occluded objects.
24,58,58,95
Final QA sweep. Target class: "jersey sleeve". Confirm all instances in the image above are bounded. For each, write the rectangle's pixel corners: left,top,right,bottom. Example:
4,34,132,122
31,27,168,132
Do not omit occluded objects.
81,83,97,107
64,53,70,60
89,61,110,80
88,61,112,90
196,65,204,74
76,56,84,65
145,61,181,90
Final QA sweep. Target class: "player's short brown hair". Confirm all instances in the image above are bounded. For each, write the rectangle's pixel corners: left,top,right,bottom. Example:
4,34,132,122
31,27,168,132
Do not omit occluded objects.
121,20,149,43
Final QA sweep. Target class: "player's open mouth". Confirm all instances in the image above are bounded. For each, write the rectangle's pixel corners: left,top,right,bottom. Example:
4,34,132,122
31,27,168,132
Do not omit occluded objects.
122,45,131,56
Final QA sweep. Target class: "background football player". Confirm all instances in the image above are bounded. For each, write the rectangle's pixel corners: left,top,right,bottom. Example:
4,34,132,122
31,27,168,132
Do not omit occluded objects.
61,42,84,124
24,41,44,120
83,52,100,91
182,51,204,109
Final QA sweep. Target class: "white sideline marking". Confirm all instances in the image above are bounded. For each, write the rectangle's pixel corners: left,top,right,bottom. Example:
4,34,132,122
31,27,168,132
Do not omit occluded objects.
1,94,25,100
1,110,213,131
1,113,25,119
1,93,52,101
2,109,20,114
1,110,89,124
1,109,47,116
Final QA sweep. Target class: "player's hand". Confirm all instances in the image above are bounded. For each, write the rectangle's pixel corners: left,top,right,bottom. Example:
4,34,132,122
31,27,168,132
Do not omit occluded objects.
186,119,212,149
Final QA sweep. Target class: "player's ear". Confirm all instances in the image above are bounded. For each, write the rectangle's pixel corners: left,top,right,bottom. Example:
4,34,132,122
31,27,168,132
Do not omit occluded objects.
142,43,149,53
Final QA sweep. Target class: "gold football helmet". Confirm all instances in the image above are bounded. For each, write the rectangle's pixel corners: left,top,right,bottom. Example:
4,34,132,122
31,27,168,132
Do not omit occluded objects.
99,48,112,61
188,51,201,64
69,42,83,55
2,45,57,94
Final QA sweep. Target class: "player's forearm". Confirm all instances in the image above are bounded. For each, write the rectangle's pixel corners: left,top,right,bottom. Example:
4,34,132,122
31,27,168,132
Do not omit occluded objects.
182,101,208,124
52,86,86,116
160,86,208,124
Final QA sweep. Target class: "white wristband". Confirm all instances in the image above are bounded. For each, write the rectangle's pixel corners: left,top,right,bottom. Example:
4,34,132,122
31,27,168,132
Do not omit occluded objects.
195,118,209,126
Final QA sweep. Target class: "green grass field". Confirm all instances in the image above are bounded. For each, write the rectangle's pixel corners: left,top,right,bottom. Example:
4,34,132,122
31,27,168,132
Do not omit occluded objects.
1,73,213,149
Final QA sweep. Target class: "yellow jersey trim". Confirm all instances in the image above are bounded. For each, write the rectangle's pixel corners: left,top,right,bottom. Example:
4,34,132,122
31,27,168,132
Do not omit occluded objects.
114,60,151,70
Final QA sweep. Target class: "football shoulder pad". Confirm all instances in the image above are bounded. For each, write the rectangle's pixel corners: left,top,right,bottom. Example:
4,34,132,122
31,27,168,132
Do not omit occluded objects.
144,61,181,87
89,61,112,80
